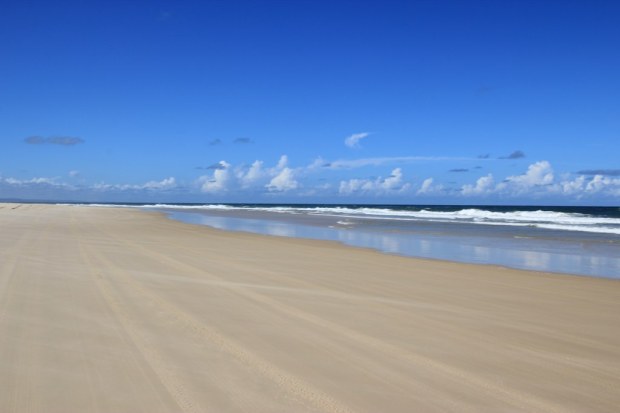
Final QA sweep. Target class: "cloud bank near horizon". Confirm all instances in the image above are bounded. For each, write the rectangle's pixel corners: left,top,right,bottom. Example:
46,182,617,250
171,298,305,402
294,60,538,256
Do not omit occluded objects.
3,157,619,202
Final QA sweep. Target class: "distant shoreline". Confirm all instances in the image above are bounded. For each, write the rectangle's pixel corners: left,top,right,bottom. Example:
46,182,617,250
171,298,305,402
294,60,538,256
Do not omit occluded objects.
153,204,620,279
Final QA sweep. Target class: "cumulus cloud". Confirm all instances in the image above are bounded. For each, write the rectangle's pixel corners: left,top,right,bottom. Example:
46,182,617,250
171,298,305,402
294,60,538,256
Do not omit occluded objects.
553,174,620,197
419,178,433,193
415,178,436,195
24,136,84,145
276,155,289,170
416,178,445,195
500,150,526,159
239,160,265,187
383,168,406,190
557,175,587,195
3,158,619,201
197,155,300,194
504,160,554,189
142,177,176,190
199,161,232,193
457,160,620,198
339,168,410,195
266,168,298,192
265,155,298,192
338,179,369,195
461,174,495,195
344,132,370,148
584,175,620,195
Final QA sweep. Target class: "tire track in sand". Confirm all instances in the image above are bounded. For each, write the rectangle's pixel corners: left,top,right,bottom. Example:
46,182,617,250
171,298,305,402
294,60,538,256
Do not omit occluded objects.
0,214,45,321
69,214,182,413
0,214,49,413
75,237,205,413
80,231,355,413
91,213,567,413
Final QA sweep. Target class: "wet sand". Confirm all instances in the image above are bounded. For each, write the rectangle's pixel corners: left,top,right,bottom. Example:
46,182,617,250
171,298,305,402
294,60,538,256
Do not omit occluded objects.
1,203,619,412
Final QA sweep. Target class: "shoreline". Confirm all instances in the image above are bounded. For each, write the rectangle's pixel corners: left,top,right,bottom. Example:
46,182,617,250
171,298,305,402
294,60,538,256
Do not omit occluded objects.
1,203,619,412
163,210,585,281
162,207,620,279
116,205,615,283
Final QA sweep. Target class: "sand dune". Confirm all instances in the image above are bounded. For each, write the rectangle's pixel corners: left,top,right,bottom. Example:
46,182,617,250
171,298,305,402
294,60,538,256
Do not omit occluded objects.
1,203,619,412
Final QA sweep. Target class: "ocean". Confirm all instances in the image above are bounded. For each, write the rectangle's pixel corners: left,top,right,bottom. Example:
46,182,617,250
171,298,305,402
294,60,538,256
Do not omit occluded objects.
79,203,620,279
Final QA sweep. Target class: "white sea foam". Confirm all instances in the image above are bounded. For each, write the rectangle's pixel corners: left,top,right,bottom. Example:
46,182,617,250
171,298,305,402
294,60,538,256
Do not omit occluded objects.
142,203,237,210
536,224,620,235
255,206,620,235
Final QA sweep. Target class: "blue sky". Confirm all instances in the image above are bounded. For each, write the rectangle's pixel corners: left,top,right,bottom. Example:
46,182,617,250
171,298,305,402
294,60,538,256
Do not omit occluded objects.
1,0,619,204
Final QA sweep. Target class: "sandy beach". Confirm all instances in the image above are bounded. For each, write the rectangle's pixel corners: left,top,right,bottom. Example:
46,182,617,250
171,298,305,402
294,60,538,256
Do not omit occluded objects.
1,203,619,413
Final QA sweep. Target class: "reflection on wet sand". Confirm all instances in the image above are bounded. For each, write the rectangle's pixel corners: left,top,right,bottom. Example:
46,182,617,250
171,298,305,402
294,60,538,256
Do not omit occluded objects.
168,211,620,278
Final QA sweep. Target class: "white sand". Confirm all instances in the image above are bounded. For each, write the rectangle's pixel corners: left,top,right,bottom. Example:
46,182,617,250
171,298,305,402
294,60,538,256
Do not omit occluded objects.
1,203,619,412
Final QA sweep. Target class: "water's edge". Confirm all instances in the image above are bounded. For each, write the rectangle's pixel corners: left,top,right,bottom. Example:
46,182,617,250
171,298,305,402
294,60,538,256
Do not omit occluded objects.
162,209,620,279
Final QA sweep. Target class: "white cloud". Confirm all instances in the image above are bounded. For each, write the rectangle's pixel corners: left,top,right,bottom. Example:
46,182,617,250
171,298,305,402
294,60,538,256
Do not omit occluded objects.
339,179,367,194
418,178,434,194
505,160,554,189
306,157,328,170
1,175,175,194
382,168,405,190
198,155,300,193
549,173,620,197
417,177,444,195
142,177,176,190
461,174,495,195
199,161,231,193
7,177,54,185
556,174,586,195
266,155,298,191
457,160,620,199
1,176,72,188
461,162,554,197
5,158,617,202
339,168,410,195
585,175,620,195
238,160,265,187
344,132,370,148
94,177,177,192
267,168,298,192
276,155,288,170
